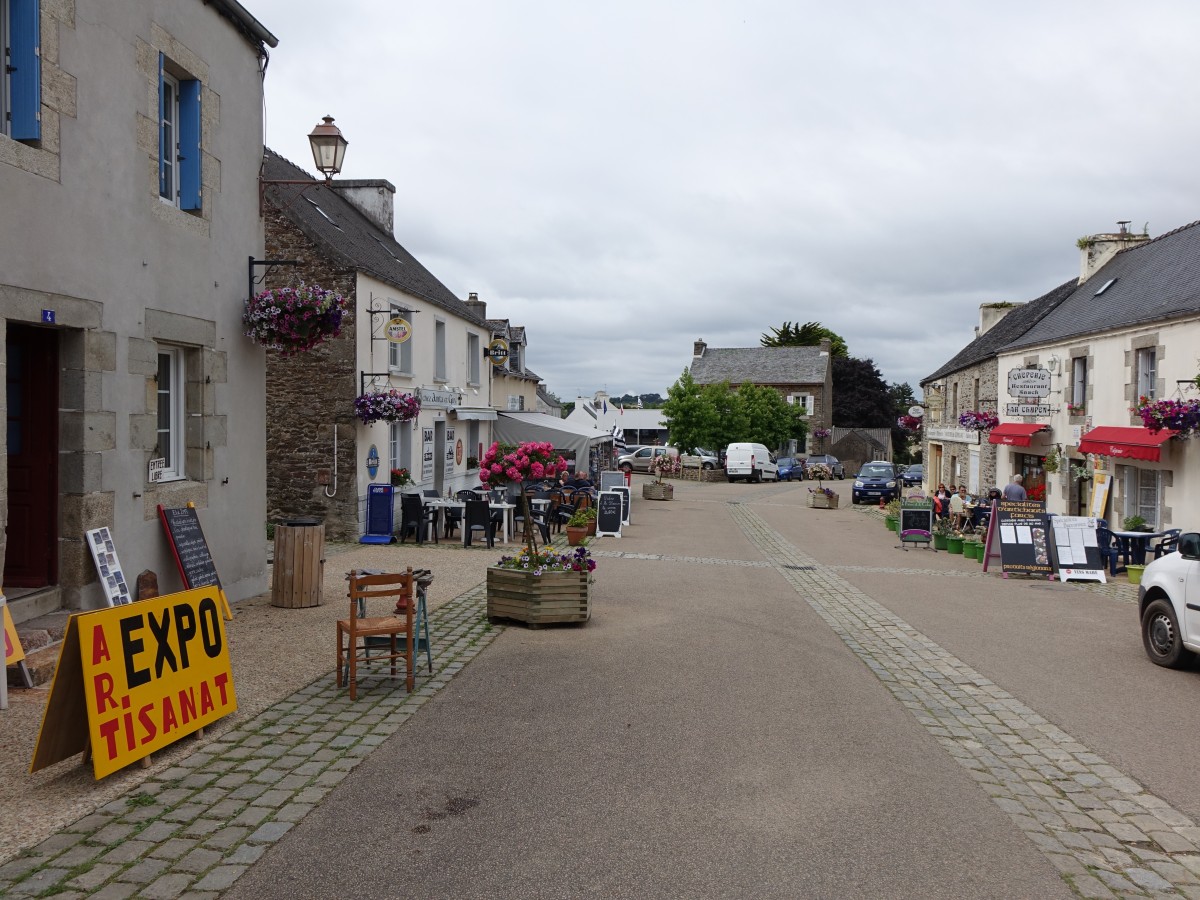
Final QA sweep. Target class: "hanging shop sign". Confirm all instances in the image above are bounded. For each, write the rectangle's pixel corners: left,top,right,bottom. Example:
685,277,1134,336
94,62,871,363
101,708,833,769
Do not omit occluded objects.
366,445,380,480
1007,367,1051,399
488,338,510,366
1004,403,1052,418
384,317,412,343
418,386,461,409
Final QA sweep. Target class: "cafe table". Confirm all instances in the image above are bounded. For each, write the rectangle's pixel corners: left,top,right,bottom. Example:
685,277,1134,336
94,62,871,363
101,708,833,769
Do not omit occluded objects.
1110,529,1167,567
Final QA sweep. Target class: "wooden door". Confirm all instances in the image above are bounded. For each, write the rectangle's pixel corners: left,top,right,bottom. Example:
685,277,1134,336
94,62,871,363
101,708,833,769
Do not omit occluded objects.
5,325,59,587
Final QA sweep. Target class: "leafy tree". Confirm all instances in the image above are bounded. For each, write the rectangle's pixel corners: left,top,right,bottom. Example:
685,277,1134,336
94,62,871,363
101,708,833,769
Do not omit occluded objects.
888,382,919,465
702,381,749,450
661,370,719,452
736,383,801,449
664,372,809,453
831,356,893,427
760,321,849,357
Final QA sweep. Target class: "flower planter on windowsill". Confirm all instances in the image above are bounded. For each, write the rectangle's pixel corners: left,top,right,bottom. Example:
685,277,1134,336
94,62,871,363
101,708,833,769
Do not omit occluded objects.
643,482,674,501
486,567,591,626
808,492,839,509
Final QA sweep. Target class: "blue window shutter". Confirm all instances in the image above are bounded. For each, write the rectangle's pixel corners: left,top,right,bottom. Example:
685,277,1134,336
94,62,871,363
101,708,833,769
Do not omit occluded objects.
9,0,41,140
178,79,202,210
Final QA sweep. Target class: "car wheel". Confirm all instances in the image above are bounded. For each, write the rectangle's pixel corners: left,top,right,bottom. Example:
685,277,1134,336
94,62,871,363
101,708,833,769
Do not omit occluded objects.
702,462,714,470
1142,599,1195,668
620,463,632,474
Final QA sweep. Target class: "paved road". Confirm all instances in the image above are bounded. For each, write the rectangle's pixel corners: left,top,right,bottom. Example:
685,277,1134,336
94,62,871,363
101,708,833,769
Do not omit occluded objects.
228,480,1197,898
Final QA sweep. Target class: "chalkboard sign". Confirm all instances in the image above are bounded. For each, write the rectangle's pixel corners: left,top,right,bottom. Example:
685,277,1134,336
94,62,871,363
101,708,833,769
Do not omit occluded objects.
995,500,1052,578
361,484,394,543
612,485,631,525
899,500,933,544
158,505,221,591
596,490,623,538
600,471,626,492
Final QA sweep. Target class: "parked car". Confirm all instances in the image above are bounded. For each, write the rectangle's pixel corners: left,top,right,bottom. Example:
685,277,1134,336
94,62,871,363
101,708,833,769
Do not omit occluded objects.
1139,531,1200,667
724,442,779,483
852,461,899,504
805,454,845,479
617,446,677,473
776,457,802,481
901,464,924,486
681,447,719,469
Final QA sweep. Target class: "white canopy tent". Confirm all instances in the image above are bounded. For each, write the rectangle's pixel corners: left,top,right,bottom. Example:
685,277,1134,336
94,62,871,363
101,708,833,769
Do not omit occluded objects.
494,412,612,465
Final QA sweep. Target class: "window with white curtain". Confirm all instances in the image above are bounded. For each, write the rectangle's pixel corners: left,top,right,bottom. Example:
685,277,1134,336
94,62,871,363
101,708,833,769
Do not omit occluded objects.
1121,465,1161,528
156,348,187,481
1136,348,1157,400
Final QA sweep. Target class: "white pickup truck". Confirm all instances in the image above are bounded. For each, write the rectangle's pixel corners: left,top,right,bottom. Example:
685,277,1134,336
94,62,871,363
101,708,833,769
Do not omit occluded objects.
1139,531,1200,667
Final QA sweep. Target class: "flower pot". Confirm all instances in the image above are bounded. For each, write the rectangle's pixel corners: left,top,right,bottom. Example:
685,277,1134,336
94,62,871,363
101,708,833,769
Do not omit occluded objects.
566,526,587,546
946,537,964,554
585,519,596,536
808,492,839,509
962,541,979,560
933,534,949,551
643,482,674,501
1126,564,1146,585
486,566,591,626
885,515,899,532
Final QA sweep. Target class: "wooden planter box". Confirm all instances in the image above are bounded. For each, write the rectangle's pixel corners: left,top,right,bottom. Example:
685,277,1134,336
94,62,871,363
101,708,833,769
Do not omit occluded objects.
643,482,674,501
486,567,591,626
808,492,839,509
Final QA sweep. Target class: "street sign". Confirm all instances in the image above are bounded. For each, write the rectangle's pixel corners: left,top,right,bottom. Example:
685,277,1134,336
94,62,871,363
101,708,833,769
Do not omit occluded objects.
1004,403,1052,417
907,405,924,418
1007,367,1051,398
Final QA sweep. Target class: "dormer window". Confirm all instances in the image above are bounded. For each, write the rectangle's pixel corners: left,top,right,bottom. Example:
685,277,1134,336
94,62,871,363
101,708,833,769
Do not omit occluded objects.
508,343,521,373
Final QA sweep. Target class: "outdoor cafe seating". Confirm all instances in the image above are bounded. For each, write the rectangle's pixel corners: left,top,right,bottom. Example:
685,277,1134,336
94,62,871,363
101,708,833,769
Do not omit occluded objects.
337,569,415,700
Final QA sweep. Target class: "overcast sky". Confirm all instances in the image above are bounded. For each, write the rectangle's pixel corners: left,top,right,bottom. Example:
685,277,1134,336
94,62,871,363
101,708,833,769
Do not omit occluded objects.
248,0,1200,401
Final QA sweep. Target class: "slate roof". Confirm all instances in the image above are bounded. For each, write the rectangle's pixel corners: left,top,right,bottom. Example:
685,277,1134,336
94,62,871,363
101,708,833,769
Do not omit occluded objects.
921,279,1077,385
1004,219,1200,353
262,149,485,325
690,346,828,386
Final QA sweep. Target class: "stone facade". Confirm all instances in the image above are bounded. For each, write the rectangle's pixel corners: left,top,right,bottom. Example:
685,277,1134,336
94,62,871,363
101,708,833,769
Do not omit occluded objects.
924,357,1003,493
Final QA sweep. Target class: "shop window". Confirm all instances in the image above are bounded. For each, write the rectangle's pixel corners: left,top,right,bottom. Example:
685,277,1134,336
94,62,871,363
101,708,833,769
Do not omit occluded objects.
1121,465,1161,528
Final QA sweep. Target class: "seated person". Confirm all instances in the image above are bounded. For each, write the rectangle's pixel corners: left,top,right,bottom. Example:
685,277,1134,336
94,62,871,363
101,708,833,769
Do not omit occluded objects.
949,487,969,529
569,470,594,490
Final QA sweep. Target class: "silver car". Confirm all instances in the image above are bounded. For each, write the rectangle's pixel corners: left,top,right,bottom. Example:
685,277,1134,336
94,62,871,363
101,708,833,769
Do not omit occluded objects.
617,446,677,473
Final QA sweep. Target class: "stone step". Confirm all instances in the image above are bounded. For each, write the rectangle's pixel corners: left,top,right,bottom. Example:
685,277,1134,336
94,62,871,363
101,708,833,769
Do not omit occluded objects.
6,585,63,624
7,607,72,688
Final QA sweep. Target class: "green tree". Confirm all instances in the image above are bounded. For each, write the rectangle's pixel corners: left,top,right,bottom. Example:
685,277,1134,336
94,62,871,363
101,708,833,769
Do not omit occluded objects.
661,369,719,452
702,381,749,450
736,383,808,449
888,382,919,465
760,321,849,357
831,356,894,427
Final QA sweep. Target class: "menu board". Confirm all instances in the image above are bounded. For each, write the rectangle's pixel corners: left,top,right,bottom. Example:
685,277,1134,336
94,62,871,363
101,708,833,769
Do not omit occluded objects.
157,505,221,591
85,527,133,606
612,486,631,525
596,491,623,537
995,501,1052,578
600,471,626,492
899,500,933,544
1051,515,1106,583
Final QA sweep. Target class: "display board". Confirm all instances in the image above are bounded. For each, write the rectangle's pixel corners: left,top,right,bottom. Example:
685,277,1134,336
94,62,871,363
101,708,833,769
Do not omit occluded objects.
1089,472,1112,519
31,586,236,779
994,500,1053,578
596,490,623,538
898,500,933,544
600,471,626,492
361,483,394,543
1050,515,1106,583
612,485,631,525
158,505,231,619
85,527,132,606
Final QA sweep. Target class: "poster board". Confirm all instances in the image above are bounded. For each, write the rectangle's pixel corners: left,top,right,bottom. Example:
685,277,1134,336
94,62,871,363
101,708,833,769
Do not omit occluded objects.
85,527,132,606
995,500,1053,578
421,426,435,483
1051,515,1106,583
600,471,626,493
31,586,236,779
1089,472,1112,520
612,486,631,526
596,491,623,538
361,483,394,544
898,500,933,544
157,505,231,619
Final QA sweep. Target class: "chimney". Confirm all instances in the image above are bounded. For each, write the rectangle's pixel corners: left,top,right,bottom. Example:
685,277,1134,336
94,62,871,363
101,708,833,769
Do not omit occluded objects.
465,292,487,320
693,339,706,357
330,178,396,235
818,338,831,355
976,301,1024,337
1078,221,1150,284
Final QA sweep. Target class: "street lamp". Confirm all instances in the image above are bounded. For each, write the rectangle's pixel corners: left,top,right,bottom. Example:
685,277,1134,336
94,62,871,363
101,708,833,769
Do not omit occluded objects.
258,115,350,214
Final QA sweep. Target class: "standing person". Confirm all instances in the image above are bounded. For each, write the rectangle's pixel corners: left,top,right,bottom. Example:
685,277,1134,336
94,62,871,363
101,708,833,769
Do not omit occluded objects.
1002,474,1027,501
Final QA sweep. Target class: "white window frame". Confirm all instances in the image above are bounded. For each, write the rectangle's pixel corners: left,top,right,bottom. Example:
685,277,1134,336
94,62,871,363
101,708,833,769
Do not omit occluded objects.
467,333,481,386
159,71,180,204
1071,357,1087,409
156,348,187,481
388,303,413,374
390,420,412,475
1121,465,1161,529
1136,347,1157,400
434,319,447,382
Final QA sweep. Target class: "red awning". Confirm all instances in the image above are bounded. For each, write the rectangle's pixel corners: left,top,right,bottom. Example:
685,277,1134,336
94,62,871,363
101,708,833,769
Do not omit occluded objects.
1077,425,1176,462
987,423,1049,447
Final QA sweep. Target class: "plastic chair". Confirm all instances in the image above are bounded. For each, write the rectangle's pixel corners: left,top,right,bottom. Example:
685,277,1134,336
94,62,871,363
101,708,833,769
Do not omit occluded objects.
1154,529,1182,559
1096,524,1120,576
443,490,477,539
514,492,552,544
463,499,497,548
398,493,438,544
337,569,415,700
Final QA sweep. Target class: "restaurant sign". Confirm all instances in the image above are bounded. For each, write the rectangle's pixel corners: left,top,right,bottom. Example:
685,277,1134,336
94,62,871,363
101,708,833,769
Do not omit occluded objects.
1004,403,1052,418
1007,367,1051,398
925,426,979,445
418,387,461,410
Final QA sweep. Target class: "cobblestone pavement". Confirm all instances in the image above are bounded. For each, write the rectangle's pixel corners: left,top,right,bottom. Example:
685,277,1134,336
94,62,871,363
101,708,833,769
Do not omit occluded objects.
0,582,499,899
731,502,1200,899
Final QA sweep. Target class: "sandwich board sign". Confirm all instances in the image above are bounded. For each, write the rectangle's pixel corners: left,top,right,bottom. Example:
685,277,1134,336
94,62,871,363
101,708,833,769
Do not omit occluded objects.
1051,516,1106,583
596,490,623,538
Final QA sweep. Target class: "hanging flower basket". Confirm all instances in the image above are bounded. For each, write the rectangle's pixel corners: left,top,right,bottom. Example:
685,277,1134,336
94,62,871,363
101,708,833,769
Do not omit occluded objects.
1134,397,1200,439
243,282,347,355
897,415,922,433
813,427,832,440
353,389,421,425
958,410,999,432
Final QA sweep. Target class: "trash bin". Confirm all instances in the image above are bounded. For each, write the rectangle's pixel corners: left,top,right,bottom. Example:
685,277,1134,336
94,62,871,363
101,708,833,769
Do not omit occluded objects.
271,518,325,608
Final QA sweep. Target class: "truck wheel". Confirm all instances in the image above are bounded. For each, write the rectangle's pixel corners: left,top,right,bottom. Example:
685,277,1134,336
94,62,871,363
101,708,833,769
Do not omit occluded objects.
1142,599,1194,668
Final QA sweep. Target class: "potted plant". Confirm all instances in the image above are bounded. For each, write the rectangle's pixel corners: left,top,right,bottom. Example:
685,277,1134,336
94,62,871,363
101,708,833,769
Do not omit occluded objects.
1067,402,1086,417
883,498,901,532
1122,514,1151,533
644,453,680,500
1042,445,1061,475
566,507,592,545
354,389,421,425
946,531,965,554
574,505,598,536
933,516,953,550
962,536,981,560
806,463,838,508
390,467,413,488
243,282,348,355
487,545,596,626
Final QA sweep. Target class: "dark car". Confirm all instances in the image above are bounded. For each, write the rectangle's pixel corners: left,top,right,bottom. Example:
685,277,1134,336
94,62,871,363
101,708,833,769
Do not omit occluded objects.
777,457,802,481
805,454,845,479
852,461,899,504
901,464,924,486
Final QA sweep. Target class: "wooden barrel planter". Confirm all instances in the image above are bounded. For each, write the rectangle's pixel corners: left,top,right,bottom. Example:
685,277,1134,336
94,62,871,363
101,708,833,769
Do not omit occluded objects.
643,482,674,501
486,567,591,626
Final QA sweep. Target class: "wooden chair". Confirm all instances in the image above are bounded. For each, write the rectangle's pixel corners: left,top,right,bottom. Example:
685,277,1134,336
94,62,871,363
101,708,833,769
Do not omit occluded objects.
337,569,415,700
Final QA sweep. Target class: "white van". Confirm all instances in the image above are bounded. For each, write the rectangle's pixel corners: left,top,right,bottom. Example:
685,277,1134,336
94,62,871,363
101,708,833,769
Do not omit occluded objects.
724,442,778,483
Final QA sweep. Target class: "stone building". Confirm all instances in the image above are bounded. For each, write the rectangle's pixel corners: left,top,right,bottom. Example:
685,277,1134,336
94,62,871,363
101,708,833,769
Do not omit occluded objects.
0,0,276,618
261,150,494,539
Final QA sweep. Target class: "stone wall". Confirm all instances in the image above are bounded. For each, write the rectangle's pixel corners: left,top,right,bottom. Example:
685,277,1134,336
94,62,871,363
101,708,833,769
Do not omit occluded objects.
262,210,361,540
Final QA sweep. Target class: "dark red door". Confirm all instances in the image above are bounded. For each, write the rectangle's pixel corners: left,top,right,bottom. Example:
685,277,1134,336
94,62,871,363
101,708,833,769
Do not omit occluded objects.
5,325,59,588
